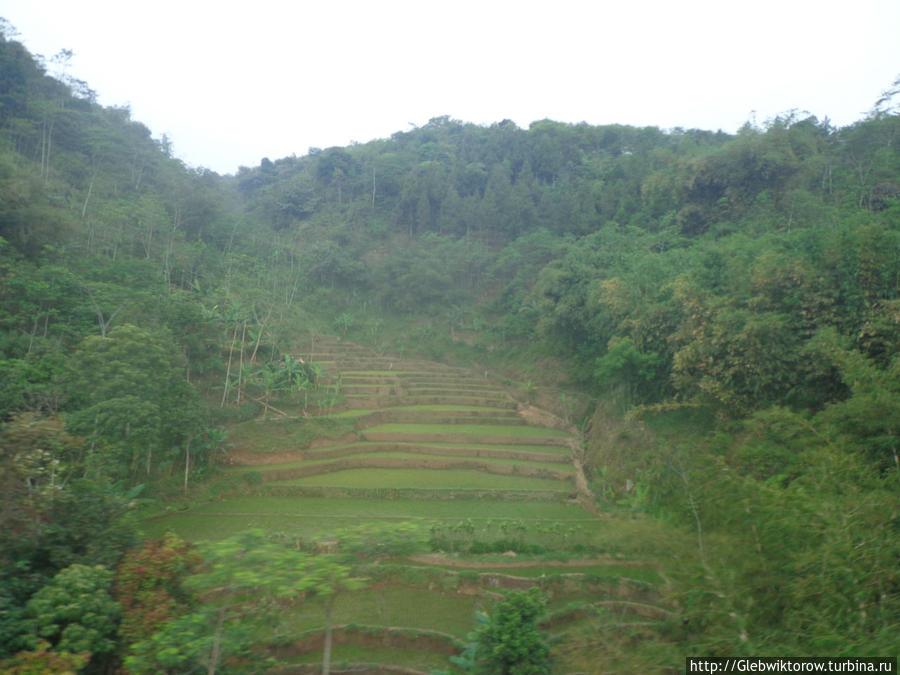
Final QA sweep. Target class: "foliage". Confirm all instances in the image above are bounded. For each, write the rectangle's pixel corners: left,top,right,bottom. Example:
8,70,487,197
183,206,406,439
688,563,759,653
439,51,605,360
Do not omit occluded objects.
23,564,120,662
125,530,367,674
319,521,429,560
114,533,199,648
602,400,900,656
595,335,662,402
127,610,258,675
65,324,200,482
453,588,551,675
0,419,137,661
0,475,137,658
240,354,318,417
0,413,83,514
0,639,89,674
5,479,133,573
808,327,900,472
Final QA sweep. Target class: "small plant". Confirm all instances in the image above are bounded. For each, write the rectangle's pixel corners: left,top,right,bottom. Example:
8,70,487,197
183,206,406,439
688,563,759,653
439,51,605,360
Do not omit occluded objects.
617,481,651,513
334,312,355,335
560,392,576,425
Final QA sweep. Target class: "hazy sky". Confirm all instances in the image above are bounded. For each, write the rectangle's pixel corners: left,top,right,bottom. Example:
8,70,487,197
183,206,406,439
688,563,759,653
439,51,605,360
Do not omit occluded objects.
3,0,898,175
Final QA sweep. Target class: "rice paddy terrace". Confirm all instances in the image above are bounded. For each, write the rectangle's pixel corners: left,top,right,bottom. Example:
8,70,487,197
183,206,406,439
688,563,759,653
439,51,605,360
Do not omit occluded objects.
144,336,678,673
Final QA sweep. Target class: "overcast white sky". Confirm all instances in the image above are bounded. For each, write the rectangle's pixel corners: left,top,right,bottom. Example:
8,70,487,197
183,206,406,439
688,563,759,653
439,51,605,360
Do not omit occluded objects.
3,0,898,175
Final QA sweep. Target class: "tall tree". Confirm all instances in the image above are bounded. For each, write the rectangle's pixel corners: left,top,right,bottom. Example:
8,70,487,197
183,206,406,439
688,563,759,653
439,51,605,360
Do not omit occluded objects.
65,324,200,481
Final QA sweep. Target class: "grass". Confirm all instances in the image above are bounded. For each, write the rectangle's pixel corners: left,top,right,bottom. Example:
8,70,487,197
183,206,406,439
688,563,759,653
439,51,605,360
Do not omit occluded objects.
141,511,614,549
139,513,370,541
139,495,604,543
366,422,569,437
227,452,572,473
278,587,490,638
388,404,513,411
406,385,505,392
325,409,370,418
227,416,356,453
267,468,571,490
171,495,598,519
351,441,572,455
341,370,428,375
355,452,570,471
279,644,455,671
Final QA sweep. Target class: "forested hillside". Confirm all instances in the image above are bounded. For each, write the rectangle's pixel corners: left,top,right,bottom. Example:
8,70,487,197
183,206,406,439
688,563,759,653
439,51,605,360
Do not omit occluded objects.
1,24,897,672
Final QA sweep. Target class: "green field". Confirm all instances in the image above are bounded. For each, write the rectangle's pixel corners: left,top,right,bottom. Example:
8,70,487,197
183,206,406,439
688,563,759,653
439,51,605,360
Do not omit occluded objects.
227,416,357,453
139,495,609,546
229,452,571,474
281,644,455,672
176,495,596,519
366,422,569,437
267,468,571,490
140,513,370,541
279,587,488,638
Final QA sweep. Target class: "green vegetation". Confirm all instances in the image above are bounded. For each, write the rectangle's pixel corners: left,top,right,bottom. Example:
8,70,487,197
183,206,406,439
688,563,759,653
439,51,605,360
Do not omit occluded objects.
450,589,551,674
365,422,569,437
0,22,897,673
23,564,120,664
269,468,570,490
226,416,357,454
424,565,663,584
229,452,570,474
284,643,455,671
280,587,482,638
125,530,365,674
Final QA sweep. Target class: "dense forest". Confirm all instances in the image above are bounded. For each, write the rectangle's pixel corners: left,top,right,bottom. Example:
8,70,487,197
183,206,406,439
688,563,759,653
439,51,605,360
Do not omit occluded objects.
0,22,898,673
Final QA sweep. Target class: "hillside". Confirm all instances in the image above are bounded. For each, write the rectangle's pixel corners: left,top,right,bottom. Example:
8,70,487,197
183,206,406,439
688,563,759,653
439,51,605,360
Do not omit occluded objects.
0,26,898,673
142,335,681,673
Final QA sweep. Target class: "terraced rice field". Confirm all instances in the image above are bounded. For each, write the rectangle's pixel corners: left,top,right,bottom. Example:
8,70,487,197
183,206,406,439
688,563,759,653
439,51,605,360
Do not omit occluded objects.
145,335,673,672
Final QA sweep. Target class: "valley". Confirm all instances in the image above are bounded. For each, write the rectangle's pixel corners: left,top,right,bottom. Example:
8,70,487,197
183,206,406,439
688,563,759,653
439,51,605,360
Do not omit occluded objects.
0,25,896,673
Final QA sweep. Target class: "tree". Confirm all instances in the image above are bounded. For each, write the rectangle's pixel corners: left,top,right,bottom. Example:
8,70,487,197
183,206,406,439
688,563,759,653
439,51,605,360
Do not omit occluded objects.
454,589,551,675
310,557,367,675
23,564,120,667
65,324,200,481
23,479,138,578
0,413,82,511
114,534,198,650
809,328,900,472
241,355,317,418
125,530,366,675
595,335,663,403
0,415,136,659
0,639,89,674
